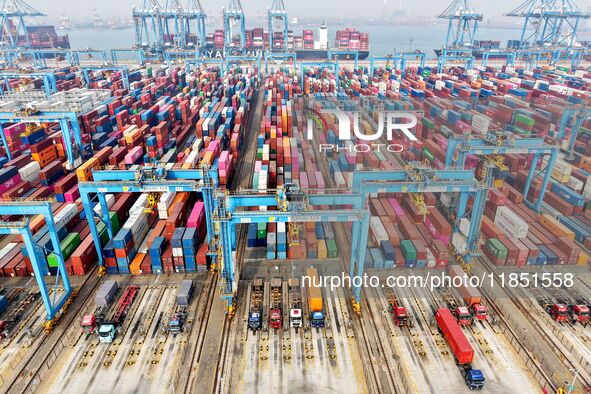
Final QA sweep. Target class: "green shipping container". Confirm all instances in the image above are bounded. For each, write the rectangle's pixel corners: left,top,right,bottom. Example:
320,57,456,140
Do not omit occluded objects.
326,239,338,259
257,223,267,239
486,238,508,259
400,240,417,260
47,233,81,267
422,117,435,130
515,114,535,127
422,147,434,163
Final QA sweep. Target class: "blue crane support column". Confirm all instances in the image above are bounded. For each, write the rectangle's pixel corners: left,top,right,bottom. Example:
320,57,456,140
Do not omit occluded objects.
0,201,72,329
268,0,289,52
0,72,58,97
224,0,246,52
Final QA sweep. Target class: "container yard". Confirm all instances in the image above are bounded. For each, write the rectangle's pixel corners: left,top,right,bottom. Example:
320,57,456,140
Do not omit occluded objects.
1,0,591,393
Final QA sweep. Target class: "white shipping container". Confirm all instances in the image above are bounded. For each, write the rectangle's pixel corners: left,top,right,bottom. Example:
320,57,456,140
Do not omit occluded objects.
567,177,584,193
54,203,78,230
138,229,153,254
93,194,115,216
0,243,18,261
158,209,169,220
452,233,468,255
370,217,388,244
277,222,286,233
494,206,529,238
18,162,41,183
172,247,184,257
157,192,176,212
129,194,148,213
459,218,470,238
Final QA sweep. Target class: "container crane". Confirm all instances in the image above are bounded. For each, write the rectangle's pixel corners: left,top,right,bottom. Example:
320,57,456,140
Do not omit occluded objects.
0,201,73,332
161,0,185,48
438,0,483,49
184,0,207,50
0,0,44,48
268,0,289,52
224,0,246,53
216,167,490,316
133,0,165,51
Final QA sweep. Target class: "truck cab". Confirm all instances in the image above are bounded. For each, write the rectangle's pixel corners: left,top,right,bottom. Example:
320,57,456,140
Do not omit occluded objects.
454,306,473,326
310,311,324,328
549,304,568,322
98,322,116,343
392,306,408,326
81,315,97,334
571,305,589,325
471,304,487,321
248,312,262,331
463,366,485,390
269,308,282,329
0,320,6,338
168,313,186,334
289,308,302,328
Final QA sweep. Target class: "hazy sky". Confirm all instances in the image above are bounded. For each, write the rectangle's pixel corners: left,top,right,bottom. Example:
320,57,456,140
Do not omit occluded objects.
25,0,548,19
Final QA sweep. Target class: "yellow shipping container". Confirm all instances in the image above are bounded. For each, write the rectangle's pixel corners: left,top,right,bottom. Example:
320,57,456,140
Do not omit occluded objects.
317,239,327,259
539,214,575,241
577,252,589,266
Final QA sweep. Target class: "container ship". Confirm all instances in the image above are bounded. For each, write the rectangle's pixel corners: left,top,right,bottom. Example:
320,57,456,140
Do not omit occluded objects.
2,20,70,49
192,24,369,60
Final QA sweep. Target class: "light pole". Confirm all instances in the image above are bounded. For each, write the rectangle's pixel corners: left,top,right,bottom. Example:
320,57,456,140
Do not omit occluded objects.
567,368,579,394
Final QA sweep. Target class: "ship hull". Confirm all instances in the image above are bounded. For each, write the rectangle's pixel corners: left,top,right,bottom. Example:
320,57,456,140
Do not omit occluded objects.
199,47,369,61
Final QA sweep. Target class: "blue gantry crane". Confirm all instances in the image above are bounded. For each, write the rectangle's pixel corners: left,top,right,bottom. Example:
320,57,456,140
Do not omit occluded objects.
71,48,109,65
78,165,218,273
216,166,490,315
437,48,475,73
225,55,262,78
439,0,483,49
0,71,58,97
161,0,185,48
0,0,44,48
81,66,131,90
268,0,289,52
368,56,407,77
0,200,73,331
264,51,297,74
224,0,247,53
444,131,559,212
0,103,87,167
299,61,339,90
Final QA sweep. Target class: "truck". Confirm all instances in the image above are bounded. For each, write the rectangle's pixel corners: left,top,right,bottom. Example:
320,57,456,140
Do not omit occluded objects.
539,297,569,322
98,286,140,344
288,278,303,329
306,268,324,328
570,305,589,326
248,279,264,331
168,280,194,334
448,265,487,321
384,288,410,327
269,278,283,330
81,280,118,334
436,308,485,390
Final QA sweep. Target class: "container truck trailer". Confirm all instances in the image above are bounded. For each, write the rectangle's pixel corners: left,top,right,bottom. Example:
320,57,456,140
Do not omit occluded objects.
81,280,119,334
98,286,140,343
248,279,264,331
168,279,194,334
435,308,485,390
306,268,324,328
269,278,283,330
288,278,303,329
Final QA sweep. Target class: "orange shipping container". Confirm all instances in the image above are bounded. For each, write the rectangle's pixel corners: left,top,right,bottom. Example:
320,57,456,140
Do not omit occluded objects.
539,214,575,241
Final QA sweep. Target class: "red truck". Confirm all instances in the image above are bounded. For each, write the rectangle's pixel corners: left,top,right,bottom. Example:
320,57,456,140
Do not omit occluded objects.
436,308,485,390
269,279,283,330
